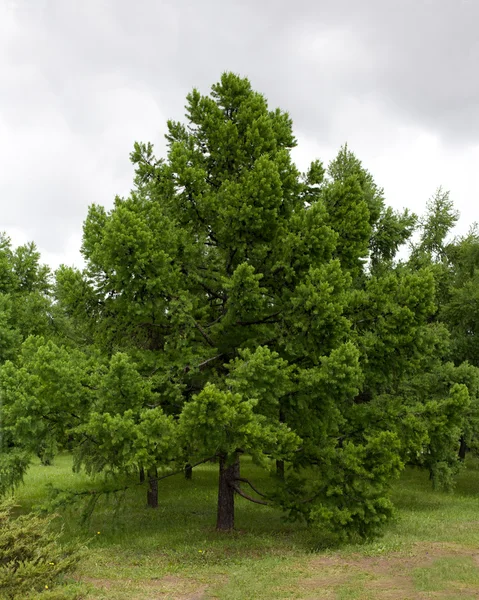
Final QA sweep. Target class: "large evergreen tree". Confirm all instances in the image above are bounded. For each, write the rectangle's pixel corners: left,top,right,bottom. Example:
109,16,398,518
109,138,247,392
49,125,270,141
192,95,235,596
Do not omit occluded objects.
2,74,470,538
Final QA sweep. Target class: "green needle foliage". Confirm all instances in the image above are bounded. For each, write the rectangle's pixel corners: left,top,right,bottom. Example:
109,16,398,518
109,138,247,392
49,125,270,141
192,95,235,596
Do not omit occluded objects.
0,234,52,364
0,236,56,487
2,73,477,541
0,500,81,600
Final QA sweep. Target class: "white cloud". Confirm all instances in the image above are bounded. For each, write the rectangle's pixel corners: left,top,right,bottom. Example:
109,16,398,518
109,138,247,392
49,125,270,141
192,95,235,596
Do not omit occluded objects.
1,0,479,269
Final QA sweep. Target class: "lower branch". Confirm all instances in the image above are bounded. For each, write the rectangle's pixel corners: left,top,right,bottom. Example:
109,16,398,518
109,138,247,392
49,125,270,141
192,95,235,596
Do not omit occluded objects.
232,484,271,506
234,477,270,498
57,455,217,500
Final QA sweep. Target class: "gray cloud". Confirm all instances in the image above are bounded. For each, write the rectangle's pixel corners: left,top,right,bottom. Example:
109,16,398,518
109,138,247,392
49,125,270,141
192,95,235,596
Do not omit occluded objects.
1,0,479,268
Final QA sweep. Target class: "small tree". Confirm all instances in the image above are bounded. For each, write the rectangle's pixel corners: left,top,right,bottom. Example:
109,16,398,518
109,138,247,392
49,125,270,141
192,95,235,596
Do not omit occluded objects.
0,236,54,489
0,499,82,599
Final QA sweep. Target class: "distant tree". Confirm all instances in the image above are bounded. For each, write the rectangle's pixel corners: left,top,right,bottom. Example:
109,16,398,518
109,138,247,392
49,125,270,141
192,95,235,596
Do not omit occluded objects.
407,189,479,470
0,234,52,363
0,235,55,487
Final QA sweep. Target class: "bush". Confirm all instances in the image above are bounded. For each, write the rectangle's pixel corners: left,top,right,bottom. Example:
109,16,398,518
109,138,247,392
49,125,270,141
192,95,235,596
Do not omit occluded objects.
0,499,84,600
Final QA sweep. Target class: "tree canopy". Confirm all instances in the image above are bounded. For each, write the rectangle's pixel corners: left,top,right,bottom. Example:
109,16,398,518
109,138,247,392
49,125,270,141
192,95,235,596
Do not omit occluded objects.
1,73,478,540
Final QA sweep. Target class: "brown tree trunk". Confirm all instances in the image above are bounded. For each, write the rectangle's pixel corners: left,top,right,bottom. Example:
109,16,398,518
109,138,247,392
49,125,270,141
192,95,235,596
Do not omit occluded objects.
139,465,145,483
184,463,193,480
459,436,467,461
216,453,239,531
147,468,158,508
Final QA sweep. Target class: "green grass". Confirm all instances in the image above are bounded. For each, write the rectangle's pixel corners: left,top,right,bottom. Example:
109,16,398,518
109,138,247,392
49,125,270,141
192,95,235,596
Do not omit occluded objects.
11,455,479,599
413,557,479,594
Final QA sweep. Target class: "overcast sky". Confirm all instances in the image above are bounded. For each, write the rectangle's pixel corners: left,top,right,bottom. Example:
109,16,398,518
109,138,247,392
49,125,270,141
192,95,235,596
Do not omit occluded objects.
2,0,479,271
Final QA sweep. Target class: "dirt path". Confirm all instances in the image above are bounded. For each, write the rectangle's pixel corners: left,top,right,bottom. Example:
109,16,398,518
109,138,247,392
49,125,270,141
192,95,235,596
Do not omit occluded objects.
300,541,479,599
81,541,479,599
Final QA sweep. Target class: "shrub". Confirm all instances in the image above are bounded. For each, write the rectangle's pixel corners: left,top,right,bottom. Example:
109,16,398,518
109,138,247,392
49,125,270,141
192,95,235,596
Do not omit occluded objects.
0,499,84,600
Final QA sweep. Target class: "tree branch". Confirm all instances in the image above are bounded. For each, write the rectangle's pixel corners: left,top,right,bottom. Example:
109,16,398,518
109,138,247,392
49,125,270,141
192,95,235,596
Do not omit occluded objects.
193,319,216,347
236,311,281,326
226,248,238,274
234,477,269,498
205,312,226,328
197,280,227,301
134,321,172,330
231,483,271,506
62,455,218,499
152,455,218,484
183,353,225,373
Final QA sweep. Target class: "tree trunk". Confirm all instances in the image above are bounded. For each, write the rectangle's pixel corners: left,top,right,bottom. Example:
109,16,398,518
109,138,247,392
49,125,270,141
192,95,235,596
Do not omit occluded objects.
216,453,239,531
459,436,468,461
139,465,145,483
276,408,285,480
276,459,284,480
184,463,193,480
147,468,158,508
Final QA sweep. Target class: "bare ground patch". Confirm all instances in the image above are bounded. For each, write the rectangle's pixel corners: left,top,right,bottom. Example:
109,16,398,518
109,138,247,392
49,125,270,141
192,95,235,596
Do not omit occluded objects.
82,573,211,599
299,541,479,599
79,542,479,599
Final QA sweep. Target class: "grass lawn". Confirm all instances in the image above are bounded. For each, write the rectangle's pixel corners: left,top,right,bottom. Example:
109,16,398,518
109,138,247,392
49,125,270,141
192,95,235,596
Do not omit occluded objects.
11,455,479,599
